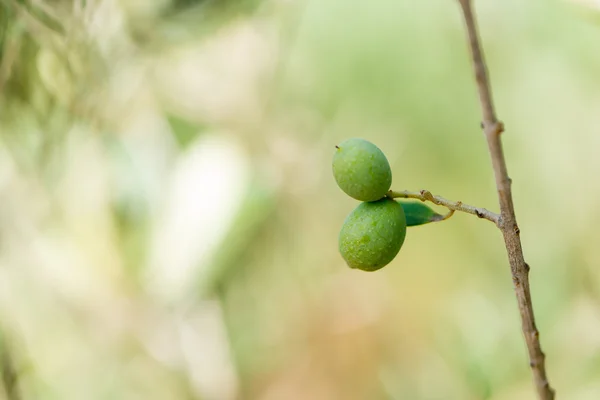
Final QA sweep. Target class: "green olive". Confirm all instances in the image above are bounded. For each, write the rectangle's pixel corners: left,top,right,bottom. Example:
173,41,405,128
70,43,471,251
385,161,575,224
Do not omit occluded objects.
332,138,392,202
339,198,407,271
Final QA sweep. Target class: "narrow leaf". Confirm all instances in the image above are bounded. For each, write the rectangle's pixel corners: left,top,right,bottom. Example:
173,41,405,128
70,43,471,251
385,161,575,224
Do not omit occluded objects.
399,201,445,227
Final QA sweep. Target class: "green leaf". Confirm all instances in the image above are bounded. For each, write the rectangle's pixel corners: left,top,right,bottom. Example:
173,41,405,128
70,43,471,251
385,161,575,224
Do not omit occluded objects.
399,201,445,227
166,114,204,150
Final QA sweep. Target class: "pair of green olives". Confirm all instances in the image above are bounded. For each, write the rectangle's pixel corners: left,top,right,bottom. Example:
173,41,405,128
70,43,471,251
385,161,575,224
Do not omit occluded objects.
333,138,407,272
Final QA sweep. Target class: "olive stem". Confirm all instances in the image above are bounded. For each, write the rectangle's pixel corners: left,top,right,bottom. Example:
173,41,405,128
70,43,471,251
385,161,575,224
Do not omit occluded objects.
440,209,455,221
387,189,499,224
457,0,555,398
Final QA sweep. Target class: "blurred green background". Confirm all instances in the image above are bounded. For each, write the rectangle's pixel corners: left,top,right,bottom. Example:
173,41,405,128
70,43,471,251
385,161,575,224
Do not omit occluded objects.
1,0,600,399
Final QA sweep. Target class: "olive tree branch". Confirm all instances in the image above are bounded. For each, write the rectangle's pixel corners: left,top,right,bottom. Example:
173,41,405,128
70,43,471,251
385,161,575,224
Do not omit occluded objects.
457,0,555,399
387,189,499,224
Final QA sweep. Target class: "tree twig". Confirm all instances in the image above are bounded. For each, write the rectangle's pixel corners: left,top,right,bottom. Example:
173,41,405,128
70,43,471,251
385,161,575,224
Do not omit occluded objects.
456,1,555,398
387,189,499,224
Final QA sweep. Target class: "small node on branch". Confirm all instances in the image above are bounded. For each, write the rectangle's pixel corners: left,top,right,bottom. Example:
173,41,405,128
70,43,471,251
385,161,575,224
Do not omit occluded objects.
496,121,505,134
420,190,434,202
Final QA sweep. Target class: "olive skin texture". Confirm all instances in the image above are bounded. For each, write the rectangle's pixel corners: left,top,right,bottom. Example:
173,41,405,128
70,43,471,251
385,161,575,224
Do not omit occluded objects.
339,198,407,271
332,138,392,202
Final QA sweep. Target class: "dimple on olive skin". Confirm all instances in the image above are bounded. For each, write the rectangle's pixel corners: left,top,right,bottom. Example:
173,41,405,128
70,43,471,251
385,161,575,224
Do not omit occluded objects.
332,138,392,202
338,198,407,271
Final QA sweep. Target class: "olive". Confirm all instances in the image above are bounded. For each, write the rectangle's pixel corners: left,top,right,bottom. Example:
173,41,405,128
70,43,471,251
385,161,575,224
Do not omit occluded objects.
339,198,406,271
332,138,392,202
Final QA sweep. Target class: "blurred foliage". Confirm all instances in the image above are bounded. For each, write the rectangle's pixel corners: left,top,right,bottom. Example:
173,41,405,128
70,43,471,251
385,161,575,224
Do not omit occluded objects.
1,0,600,399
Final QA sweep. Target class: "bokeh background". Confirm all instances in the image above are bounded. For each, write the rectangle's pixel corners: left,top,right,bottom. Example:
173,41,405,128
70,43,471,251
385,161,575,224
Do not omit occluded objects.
1,0,600,399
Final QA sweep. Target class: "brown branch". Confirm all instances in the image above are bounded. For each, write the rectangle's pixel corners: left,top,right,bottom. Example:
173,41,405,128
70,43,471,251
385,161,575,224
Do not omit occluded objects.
387,189,499,224
456,1,555,399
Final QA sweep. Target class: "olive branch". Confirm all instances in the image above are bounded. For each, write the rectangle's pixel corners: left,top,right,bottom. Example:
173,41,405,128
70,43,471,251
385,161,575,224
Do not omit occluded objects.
390,1,556,398
387,189,499,224
334,1,555,398
455,1,555,398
